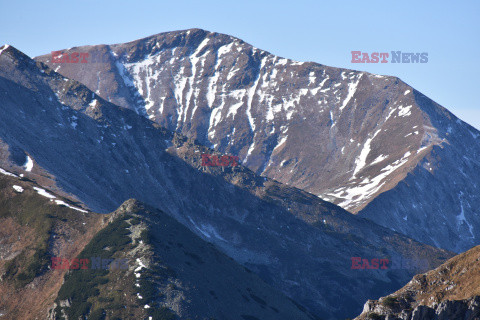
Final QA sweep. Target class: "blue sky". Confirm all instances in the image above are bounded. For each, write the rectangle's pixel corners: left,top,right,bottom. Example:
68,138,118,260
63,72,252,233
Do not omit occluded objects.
1,0,479,128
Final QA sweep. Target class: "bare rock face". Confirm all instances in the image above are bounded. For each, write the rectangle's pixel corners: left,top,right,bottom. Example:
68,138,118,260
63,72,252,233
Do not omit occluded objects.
359,296,480,320
355,245,480,319
35,29,480,253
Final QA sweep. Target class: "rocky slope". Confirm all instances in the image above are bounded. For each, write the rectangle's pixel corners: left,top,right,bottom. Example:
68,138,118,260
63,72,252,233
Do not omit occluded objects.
0,45,453,319
51,199,317,320
0,166,104,319
35,29,480,253
0,169,314,319
355,245,480,319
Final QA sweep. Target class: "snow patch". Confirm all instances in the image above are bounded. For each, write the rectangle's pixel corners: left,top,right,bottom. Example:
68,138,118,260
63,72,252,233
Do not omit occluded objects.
0,167,17,177
188,216,225,241
456,192,474,238
309,71,316,85
273,135,288,152
0,44,10,56
24,156,33,172
12,185,24,193
340,74,362,111
33,187,56,199
327,151,412,210
54,200,88,213
89,99,99,108
371,154,388,165
398,105,412,117
352,129,381,177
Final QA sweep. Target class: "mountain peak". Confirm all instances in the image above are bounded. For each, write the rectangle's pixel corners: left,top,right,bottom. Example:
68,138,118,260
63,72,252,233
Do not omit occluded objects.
31,28,480,255
136,28,242,45
0,44,30,61
116,198,145,214
0,44,11,54
106,27,250,64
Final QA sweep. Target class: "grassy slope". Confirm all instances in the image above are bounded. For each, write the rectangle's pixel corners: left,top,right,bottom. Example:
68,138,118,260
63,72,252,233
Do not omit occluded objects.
0,171,104,319
53,200,319,320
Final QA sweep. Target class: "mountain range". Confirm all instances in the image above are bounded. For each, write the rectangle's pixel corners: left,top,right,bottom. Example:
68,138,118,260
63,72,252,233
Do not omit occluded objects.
0,28,478,319
0,166,316,320
35,28,480,254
